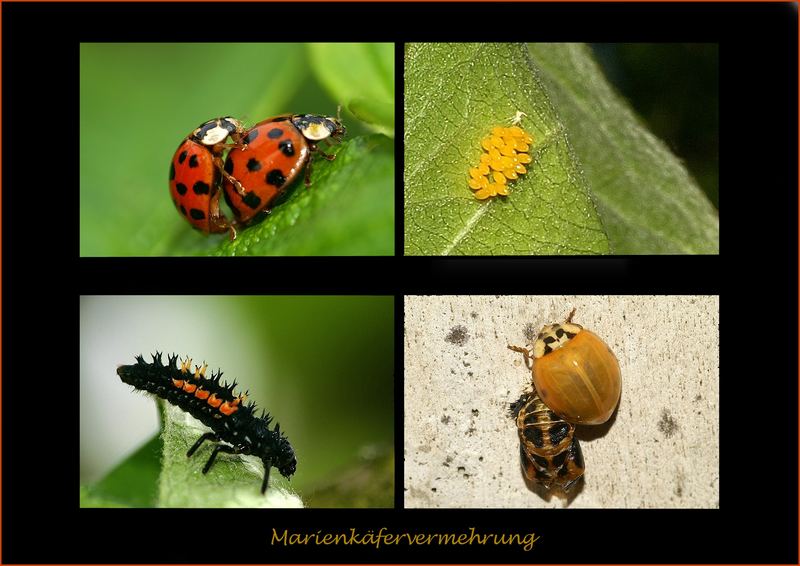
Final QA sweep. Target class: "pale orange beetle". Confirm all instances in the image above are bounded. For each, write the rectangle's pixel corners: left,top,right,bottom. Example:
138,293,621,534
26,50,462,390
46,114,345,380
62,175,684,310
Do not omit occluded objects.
509,309,621,491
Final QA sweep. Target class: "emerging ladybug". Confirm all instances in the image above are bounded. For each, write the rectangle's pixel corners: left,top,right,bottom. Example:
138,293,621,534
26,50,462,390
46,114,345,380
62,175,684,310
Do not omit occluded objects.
508,309,621,492
222,112,346,226
169,117,248,237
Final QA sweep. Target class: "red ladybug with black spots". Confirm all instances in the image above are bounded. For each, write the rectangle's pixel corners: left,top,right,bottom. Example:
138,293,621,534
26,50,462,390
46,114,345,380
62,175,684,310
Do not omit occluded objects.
223,112,346,225
168,117,248,237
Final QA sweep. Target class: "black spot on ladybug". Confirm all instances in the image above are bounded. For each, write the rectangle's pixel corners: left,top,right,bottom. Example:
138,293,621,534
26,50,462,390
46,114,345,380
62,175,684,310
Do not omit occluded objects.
549,423,570,446
543,336,556,344
247,158,262,172
176,183,188,196
189,154,199,168
524,427,544,448
169,162,175,180
180,205,187,217
267,128,283,139
555,328,565,338
243,192,262,210
565,332,577,339
658,409,679,438
193,181,210,195
266,169,286,187
543,345,553,355
189,208,206,220
445,325,469,346
178,150,188,164
279,139,295,156
245,129,259,144
224,158,234,175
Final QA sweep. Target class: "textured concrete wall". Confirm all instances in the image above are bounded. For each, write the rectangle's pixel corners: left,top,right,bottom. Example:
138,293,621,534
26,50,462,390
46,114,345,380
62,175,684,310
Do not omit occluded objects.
404,295,719,509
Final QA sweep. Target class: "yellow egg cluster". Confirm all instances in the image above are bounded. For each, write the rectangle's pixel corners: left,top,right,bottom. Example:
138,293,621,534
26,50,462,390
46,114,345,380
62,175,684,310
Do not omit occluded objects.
468,126,534,200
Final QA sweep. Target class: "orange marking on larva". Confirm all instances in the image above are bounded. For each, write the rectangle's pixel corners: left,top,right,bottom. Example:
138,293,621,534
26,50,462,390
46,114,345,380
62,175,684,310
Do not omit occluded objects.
182,382,197,393
207,393,222,408
195,388,210,400
219,402,239,416
172,378,184,388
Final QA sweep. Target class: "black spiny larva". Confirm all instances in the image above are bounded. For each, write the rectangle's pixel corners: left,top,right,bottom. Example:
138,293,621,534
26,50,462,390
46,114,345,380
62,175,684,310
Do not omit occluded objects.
116,352,296,494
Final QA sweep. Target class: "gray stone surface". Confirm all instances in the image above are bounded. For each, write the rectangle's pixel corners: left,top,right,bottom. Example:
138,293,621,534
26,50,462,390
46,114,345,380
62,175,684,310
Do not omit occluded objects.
404,295,719,508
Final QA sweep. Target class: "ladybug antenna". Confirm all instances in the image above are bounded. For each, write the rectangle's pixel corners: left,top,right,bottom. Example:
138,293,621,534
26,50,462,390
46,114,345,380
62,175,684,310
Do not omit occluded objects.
566,308,577,323
336,104,342,122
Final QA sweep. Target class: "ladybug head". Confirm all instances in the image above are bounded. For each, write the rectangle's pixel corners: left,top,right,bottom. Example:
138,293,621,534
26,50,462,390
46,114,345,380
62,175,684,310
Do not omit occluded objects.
532,321,583,358
291,113,346,142
192,116,246,146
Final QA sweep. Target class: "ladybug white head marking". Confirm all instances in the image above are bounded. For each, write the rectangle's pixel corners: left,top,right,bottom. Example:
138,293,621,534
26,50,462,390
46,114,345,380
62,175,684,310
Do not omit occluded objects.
532,322,583,358
291,114,346,142
192,117,245,146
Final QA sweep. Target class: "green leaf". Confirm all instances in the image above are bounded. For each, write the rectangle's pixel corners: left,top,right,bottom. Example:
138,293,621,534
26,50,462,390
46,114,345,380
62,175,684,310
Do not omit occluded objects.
83,434,162,507
216,134,394,256
404,42,609,256
308,43,395,136
305,445,394,508
157,401,303,508
527,43,719,254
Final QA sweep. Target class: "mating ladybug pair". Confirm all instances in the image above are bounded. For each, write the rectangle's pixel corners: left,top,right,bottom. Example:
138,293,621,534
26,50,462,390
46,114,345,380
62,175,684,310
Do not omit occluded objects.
169,112,346,239
509,309,621,492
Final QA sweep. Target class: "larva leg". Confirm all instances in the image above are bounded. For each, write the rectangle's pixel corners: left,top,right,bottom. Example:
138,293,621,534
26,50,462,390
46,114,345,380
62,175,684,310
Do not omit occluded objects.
187,432,219,458
202,444,239,474
261,460,273,494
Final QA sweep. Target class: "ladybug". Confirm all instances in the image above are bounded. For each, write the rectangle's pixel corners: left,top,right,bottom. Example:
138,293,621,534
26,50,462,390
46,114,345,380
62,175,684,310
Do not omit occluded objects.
508,308,621,491
169,117,248,237
222,112,346,225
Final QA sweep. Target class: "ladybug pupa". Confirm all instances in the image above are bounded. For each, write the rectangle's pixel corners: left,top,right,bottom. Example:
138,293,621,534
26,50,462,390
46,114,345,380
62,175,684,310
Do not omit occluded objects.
508,309,621,492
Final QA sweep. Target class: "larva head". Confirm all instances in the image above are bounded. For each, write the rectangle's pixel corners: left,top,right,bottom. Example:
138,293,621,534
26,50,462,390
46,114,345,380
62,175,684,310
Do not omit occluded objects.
274,430,297,478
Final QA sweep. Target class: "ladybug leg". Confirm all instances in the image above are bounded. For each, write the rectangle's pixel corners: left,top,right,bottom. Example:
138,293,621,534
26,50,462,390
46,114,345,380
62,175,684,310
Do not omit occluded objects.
187,432,219,458
214,156,247,197
202,444,241,474
260,460,273,494
208,188,232,235
227,222,239,242
508,344,533,369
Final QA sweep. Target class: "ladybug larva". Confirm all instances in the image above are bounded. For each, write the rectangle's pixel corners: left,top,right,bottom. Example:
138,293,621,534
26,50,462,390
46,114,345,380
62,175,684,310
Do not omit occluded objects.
468,113,534,200
508,309,621,491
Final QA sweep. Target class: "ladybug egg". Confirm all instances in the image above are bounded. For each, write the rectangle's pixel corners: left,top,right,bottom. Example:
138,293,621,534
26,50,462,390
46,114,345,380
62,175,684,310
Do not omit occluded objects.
531,322,621,425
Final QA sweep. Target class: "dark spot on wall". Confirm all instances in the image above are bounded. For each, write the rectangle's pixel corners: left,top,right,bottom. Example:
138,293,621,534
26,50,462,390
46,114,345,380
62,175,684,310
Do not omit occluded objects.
445,325,469,346
441,415,451,424
471,312,478,319
472,409,479,417
658,409,679,438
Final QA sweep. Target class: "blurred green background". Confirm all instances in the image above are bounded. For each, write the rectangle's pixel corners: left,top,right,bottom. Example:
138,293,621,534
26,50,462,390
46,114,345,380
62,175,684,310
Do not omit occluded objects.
80,43,394,256
80,295,394,507
591,43,719,209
